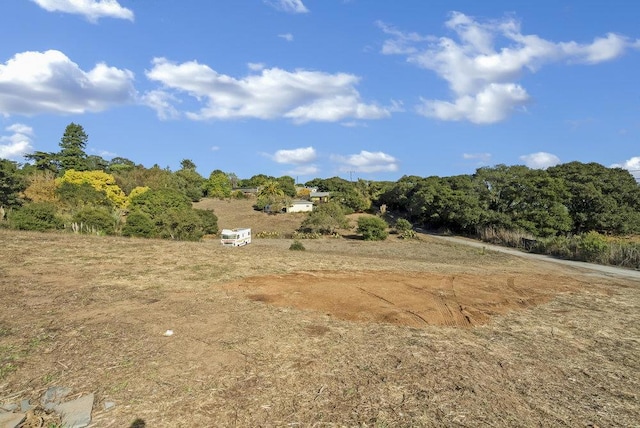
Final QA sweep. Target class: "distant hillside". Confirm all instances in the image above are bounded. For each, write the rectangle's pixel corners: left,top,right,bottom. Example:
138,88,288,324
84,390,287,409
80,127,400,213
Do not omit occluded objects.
193,198,306,236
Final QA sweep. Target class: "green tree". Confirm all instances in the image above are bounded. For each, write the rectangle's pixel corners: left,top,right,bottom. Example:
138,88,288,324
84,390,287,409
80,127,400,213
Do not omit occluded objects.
474,165,572,236
277,176,297,197
357,216,389,241
205,170,232,198
55,181,111,211
299,201,349,234
24,151,59,174
129,188,192,219
176,161,205,202
180,159,197,171
547,162,640,234
107,157,136,174
0,159,26,208
58,123,89,172
85,155,108,171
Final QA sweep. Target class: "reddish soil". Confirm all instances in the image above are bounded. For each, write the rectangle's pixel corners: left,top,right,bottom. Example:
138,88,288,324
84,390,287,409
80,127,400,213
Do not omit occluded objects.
224,270,582,328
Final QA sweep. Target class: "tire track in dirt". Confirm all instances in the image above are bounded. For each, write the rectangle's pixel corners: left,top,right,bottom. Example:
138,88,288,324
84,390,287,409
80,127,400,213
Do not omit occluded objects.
357,286,429,326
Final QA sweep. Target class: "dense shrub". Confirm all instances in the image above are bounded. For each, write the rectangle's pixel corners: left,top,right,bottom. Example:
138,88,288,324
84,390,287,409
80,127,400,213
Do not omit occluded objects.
156,208,206,241
194,209,218,235
129,188,192,218
357,216,389,241
122,210,155,238
9,203,63,231
299,202,349,235
71,207,117,235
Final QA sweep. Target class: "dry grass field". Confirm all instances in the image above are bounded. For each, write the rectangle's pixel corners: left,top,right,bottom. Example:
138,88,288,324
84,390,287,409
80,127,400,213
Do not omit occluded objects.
1,199,639,427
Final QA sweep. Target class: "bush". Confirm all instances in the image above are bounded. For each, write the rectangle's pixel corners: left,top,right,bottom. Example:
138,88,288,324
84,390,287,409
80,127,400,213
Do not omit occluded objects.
357,216,389,241
289,240,306,251
122,210,155,238
194,209,218,235
129,188,192,218
395,218,412,233
299,202,348,235
71,207,117,235
156,208,206,241
577,231,609,263
9,203,62,231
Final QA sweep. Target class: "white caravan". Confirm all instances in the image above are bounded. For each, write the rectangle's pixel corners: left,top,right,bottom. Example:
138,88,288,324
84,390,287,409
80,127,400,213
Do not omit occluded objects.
220,228,252,246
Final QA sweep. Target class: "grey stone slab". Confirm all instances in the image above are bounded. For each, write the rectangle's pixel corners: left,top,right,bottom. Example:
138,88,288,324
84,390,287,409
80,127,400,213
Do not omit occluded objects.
0,404,18,412
0,411,26,428
41,386,72,406
55,393,94,428
20,399,33,413
103,401,116,411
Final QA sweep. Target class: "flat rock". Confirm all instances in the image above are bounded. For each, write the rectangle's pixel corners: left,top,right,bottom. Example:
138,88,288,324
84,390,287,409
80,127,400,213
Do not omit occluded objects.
41,386,72,408
55,393,94,428
0,411,26,428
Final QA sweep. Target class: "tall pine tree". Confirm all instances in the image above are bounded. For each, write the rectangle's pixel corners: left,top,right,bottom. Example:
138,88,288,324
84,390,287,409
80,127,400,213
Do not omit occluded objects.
58,123,89,172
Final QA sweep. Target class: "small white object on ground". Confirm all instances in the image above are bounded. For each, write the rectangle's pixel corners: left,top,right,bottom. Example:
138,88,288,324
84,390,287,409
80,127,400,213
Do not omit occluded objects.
163,330,174,337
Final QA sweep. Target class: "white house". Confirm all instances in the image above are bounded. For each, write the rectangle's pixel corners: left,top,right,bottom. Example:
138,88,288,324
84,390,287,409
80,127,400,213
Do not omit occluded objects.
286,200,314,213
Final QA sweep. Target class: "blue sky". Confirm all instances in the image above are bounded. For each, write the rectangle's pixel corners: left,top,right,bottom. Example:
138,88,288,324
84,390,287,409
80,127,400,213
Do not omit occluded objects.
1,0,639,182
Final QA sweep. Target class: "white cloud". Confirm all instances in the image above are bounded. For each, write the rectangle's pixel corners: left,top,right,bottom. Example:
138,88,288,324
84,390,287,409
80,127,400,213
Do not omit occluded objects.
0,123,34,160
463,152,492,163
265,0,308,14
380,12,640,124
273,146,316,164
31,0,134,22
417,83,529,124
332,150,399,173
248,62,266,71
611,156,640,179
140,90,180,120
278,33,294,42
145,58,390,123
0,50,136,116
287,165,319,176
519,152,560,169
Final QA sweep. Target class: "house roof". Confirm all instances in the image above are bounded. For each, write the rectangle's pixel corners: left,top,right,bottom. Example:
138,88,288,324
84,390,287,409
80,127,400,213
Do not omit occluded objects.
310,191,331,197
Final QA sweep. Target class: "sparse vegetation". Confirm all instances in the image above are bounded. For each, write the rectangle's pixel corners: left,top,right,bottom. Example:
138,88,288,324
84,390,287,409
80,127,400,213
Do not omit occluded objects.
289,239,306,251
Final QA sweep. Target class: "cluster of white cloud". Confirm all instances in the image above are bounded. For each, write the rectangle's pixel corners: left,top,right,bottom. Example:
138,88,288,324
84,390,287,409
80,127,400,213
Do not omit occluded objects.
267,147,399,175
332,150,399,173
0,124,34,160
265,0,308,14
145,58,391,123
0,50,136,116
519,152,561,169
380,12,640,124
463,152,492,166
612,157,640,179
271,146,319,175
31,0,134,22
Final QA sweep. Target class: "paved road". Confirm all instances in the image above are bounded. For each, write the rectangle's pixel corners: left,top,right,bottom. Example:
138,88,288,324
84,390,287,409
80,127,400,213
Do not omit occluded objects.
424,233,640,281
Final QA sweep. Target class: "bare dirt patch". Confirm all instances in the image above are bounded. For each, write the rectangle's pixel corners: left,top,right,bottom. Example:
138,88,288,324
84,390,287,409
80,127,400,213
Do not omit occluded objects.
225,271,583,328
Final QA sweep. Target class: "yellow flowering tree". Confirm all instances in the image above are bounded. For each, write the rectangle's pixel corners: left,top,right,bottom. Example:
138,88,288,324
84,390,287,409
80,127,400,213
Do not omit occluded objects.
57,170,127,208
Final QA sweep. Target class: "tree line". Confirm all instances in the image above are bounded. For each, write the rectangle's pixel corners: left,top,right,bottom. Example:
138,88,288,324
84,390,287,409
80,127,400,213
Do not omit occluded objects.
2,123,640,247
